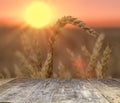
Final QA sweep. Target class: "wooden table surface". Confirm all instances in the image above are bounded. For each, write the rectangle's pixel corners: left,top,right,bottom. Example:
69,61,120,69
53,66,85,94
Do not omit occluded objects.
0,78,120,103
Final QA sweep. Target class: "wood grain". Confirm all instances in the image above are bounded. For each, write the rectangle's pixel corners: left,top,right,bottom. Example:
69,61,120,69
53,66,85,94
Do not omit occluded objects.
0,78,14,86
89,79,120,103
0,79,119,103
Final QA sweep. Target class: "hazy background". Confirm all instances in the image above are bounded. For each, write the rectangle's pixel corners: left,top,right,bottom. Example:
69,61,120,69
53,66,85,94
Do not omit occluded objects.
0,0,120,77
0,25,120,77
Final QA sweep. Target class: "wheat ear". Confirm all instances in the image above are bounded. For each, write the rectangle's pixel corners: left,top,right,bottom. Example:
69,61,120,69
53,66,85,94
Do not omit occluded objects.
81,45,91,61
40,30,54,78
0,73,5,79
41,16,99,78
86,33,105,77
54,16,99,37
101,46,111,78
3,68,11,78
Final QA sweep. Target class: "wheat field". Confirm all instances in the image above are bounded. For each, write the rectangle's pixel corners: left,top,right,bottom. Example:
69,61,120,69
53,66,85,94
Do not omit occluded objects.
0,16,113,78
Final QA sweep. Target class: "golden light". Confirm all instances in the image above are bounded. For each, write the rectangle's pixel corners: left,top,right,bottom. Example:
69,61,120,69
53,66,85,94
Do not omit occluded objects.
24,2,53,28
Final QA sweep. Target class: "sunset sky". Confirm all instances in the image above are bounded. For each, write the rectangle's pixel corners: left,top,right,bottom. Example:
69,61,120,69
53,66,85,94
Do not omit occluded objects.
0,0,120,27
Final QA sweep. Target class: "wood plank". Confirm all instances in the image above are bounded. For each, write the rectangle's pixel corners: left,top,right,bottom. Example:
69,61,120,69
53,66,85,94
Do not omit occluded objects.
0,79,110,103
89,79,120,103
51,79,109,103
25,79,59,103
78,79,108,103
0,78,14,86
51,79,82,103
0,78,30,94
99,79,120,87
99,79,120,94
0,79,42,102
0,79,119,103
113,78,120,83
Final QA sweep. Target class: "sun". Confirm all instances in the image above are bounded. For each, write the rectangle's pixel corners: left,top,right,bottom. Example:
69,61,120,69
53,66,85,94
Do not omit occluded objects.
24,2,53,28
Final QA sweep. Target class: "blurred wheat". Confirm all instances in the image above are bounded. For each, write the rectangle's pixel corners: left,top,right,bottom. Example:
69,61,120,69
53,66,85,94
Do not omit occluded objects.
53,62,71,78
96,46,111,78
40,29,54,78
0,16,112,79
41,16,99,78
54,16,99,37
0,67,11,78
81,45,91,61
0,73,5,79
86,33,105,77
14,64,23,78
14,32,42,78
66,48,87,78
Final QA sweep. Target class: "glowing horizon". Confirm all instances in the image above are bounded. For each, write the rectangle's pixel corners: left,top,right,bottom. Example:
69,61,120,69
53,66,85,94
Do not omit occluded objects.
0,0,120,27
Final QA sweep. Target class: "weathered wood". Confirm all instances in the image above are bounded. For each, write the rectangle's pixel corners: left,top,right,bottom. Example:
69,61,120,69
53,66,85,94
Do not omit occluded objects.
0,78,14,86
0,79,119,103
113,78,120,83
89,79,120,103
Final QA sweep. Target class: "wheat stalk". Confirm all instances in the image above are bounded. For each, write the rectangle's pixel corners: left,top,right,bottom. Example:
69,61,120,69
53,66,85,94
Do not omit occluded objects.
96,46,111,78
81,45,91,61
54,16,99,37
40,29,54,78
16,50,42,78
66,48,76,59
86,33,105,77
101,46,111,78
96,61,103,78
57,62,71,78
0,73,5,79
41,16,99,78
14,64,23,78
15,28,44,78
3,68,11,78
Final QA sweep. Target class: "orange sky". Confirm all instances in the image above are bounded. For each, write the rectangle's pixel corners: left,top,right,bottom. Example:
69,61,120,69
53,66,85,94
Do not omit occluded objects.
0,0,120,27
